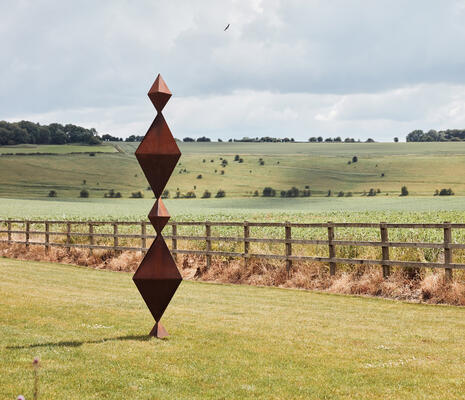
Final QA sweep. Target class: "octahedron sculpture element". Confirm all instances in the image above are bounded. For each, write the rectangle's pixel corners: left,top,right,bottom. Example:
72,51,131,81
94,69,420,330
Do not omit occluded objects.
133,74,182,338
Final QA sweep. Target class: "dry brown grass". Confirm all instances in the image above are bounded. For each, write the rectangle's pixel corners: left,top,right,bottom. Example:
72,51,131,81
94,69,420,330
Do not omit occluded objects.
3,243,465,306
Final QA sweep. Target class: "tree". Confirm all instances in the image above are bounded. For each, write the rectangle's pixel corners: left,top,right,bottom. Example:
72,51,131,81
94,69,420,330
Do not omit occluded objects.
317,136,323,142
352,156,358,163
162,190,170,199
183,137,195,142
201,190,211,198
215,189,226,198
48,190,57,197
234,155,240,161
394,137,399,142
401,186,409,196
196,136,211,142
79,189,89,198
308,137,317,142
262,187,276,197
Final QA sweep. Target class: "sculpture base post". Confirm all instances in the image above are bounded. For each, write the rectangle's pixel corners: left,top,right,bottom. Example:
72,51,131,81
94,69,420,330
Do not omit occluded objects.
149,321,169,338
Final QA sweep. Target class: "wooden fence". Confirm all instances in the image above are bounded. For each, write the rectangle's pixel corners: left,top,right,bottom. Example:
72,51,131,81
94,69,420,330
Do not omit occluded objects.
1,219,465,280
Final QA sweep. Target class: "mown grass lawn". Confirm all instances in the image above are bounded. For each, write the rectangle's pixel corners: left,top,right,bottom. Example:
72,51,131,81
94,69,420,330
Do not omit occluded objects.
2,258,465,399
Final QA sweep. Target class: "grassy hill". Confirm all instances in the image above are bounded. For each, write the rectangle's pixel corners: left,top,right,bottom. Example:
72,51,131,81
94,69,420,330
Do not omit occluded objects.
2,258,465,399
1,141,465,199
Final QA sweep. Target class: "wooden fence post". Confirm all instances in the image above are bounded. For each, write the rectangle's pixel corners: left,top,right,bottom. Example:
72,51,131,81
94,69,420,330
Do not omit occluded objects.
172,222,177,262
205,221,211,269
66,222,71,251
113,223,119,253
380,222,390,278
244,221,250,268
444,222,452,282
7,219,12,244
25,221,30,249
89,223,94,255
327,221,336,275
141,221,147,255
45,222,50,254
285,222,292,276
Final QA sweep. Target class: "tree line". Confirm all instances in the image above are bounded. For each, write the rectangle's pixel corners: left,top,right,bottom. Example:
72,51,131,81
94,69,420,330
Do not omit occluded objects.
406,129,465,142
0,120,101,146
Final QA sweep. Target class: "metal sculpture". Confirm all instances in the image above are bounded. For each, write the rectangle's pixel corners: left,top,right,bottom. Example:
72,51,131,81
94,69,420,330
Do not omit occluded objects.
133,74,182,338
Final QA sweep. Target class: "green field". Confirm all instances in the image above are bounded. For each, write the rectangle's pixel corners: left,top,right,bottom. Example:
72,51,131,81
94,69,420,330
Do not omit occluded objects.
0,143,117,154
2,258,465,399
4,196,465,221
1,141,465,199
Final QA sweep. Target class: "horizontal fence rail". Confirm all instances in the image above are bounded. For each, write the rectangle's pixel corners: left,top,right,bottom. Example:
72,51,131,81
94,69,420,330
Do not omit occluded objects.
1,219,464,280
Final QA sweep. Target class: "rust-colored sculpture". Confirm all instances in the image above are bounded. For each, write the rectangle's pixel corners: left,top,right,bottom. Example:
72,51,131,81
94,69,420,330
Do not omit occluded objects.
133,74,182,338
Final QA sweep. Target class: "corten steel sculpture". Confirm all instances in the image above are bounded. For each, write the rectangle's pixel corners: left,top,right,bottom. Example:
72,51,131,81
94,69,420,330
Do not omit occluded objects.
133,74,182,338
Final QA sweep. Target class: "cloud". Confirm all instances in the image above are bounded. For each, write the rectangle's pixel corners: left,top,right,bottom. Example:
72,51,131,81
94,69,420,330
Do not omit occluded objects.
1,0,465,140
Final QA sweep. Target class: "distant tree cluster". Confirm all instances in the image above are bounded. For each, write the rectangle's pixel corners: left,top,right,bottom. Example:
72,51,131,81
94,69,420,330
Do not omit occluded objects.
231,137,295,143
406,129,465,142
182,136,211,142
308,137,374,143
0,120,102,146
435,188,454,196
101,134,123,142
125,135,144,142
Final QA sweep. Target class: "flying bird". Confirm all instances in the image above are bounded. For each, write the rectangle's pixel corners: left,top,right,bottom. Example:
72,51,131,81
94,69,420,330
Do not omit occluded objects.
224,23,230,31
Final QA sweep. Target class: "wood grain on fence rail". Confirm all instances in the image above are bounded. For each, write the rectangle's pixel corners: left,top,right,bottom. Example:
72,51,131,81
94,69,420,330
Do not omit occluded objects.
1,218,465,280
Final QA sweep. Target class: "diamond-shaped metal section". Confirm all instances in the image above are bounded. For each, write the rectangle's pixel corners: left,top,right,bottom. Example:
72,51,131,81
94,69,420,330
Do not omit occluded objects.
148,74,172,113
135,114,181,198
133,236,182,322
148,198,170,234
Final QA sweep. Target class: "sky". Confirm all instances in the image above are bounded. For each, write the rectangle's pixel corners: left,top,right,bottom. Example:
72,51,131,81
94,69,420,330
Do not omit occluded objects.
1,0,465,141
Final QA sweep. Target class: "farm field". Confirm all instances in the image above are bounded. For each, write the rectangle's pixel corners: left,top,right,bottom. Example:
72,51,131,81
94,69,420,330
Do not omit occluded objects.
1,141,465,199
4,196,465,220
0,143,116,154
2,258,465,399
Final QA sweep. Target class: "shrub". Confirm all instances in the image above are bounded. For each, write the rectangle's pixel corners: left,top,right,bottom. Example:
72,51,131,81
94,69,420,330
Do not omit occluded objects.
326,190,332,197
368,188,376,196
239,158,244,163
337,191,344,197
280,190,286,198
130,191,144,198
439,188,454,196
345,192,353,197
381,173,385,177
401,186,409,196
114,192,122,198
197,174,202,179
79,189,89,198
352,156,358,163
253,190,259,197
259,158,265,166
175,190,181,199
202,190,211,198
215,189,226,198
394,137,399,142
48,190,57,198
184,191,196,198
301,189,311,197
262,187,276,197
89,152,95,156
221,160,228,167
286,187,299,197
162,190,170,199
202,159,206,163
234,155,240,161
221,170,225,175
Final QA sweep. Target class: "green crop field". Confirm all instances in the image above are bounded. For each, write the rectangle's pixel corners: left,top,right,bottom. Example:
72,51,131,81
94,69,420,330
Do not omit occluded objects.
1,141,465,199
4,196,465,221
0,143,116,154
2,258,465,399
